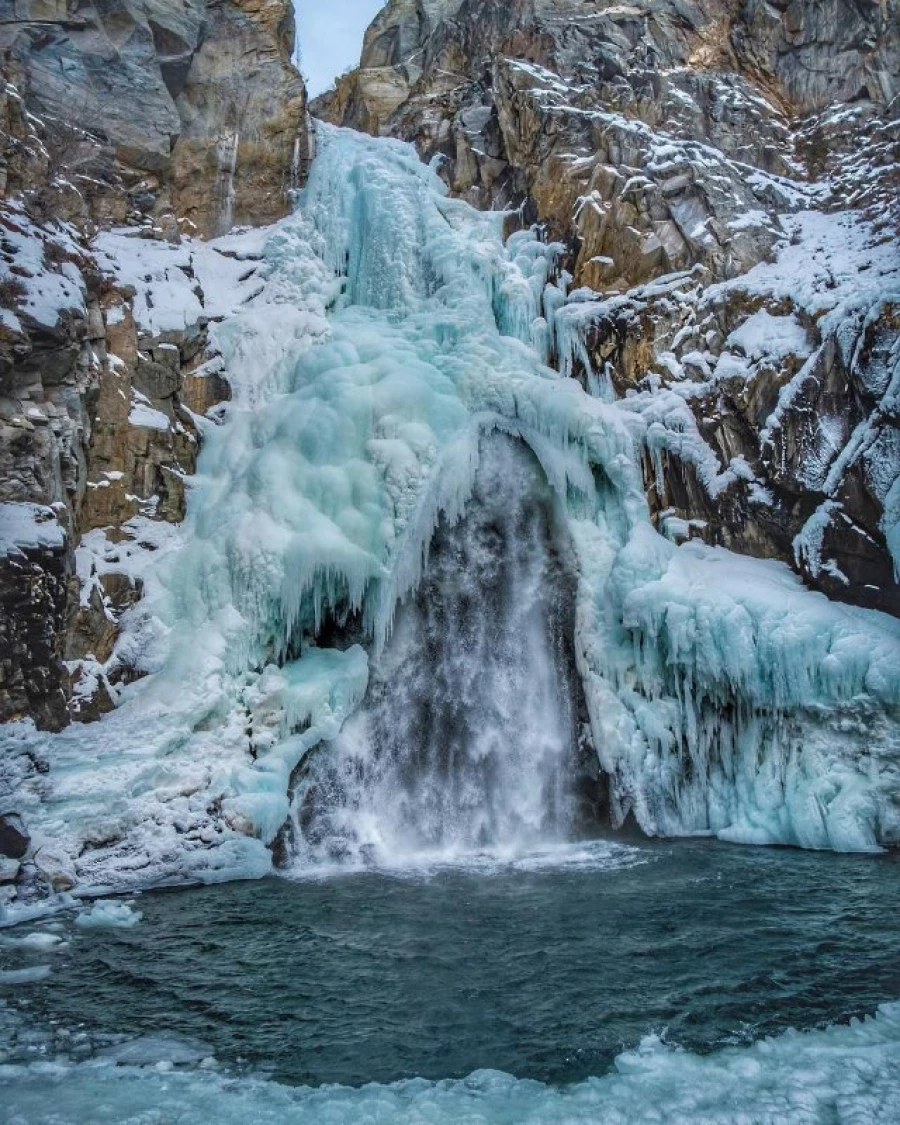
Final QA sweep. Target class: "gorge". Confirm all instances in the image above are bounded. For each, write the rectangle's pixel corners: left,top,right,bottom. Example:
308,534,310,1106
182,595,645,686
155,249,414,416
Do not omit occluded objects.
1,1,899,1122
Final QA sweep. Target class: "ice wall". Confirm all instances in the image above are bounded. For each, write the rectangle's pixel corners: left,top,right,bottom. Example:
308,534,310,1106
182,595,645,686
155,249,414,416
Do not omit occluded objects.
2,122,899,902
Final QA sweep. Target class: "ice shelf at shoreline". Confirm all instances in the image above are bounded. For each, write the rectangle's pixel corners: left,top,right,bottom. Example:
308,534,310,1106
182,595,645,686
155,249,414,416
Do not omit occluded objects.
2,1001,899,1124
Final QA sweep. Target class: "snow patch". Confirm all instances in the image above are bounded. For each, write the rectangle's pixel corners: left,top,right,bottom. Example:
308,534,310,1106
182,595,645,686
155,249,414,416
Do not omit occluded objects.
0,503,65,557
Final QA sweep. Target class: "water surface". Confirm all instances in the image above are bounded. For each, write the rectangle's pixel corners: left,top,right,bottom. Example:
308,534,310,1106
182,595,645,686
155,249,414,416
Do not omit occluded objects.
4,838,899,1090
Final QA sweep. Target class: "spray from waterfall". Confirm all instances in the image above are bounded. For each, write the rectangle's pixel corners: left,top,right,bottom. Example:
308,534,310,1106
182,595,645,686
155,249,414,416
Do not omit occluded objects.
289,435,602,868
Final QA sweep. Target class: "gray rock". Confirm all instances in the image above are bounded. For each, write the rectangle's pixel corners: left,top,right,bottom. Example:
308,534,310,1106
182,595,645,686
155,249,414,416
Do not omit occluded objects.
0,814,29,860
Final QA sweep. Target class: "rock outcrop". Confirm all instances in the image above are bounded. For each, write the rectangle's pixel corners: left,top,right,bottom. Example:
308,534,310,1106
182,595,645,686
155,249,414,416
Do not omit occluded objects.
1,0,307,235
0,0,308,728
318,0,900,614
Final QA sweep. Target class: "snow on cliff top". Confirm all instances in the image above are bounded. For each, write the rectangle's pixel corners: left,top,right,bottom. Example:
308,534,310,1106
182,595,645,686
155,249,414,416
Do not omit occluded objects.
0,503,65,557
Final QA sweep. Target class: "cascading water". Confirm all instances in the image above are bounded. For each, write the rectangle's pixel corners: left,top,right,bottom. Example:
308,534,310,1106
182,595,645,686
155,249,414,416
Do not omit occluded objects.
2,122,898,901
292,435,602,866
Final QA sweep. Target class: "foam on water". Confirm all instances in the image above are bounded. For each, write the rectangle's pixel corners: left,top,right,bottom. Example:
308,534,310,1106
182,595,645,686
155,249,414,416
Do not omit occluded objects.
283,837,647,881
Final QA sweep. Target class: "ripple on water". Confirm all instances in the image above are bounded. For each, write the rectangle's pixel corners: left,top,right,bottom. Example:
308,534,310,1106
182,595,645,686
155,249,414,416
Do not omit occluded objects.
1,839,899,1092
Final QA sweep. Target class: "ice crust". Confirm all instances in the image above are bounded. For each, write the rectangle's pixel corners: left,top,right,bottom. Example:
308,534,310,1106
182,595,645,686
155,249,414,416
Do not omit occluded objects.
2,1003,899,1124
74,901,142,930
1,123,899,898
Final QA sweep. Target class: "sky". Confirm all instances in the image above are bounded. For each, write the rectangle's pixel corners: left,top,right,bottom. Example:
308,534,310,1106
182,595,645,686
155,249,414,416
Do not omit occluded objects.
294,0,387,97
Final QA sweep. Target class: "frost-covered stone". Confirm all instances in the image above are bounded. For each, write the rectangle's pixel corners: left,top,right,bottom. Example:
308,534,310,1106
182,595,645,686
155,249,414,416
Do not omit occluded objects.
34,845,76,892
0,855,20,884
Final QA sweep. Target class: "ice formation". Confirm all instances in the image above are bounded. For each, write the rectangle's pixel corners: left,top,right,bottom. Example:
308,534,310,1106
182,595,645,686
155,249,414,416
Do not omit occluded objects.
292,435,599,867
74,900,142,931
1,123,899,898
2,1002,899,1124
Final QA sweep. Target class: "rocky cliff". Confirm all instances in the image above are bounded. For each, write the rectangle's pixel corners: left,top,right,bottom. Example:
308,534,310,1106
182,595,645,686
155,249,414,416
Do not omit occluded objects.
317,0,900,615
0,0,308,731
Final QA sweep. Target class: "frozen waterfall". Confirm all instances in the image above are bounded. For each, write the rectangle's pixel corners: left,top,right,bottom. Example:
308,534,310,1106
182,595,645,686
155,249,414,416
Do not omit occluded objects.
2,121,899,901
291,435,602,867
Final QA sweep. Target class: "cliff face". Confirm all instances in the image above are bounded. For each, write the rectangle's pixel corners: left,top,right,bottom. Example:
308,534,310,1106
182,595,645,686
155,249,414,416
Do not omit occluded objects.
1,0,306,235
0,0,308,729
317,0,900,615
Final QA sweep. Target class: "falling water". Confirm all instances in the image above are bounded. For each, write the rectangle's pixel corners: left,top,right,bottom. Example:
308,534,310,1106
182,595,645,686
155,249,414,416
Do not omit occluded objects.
291,435,602,867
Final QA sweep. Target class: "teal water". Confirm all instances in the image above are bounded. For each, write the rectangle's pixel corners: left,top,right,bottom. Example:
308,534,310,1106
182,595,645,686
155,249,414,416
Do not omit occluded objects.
3,838,899,1092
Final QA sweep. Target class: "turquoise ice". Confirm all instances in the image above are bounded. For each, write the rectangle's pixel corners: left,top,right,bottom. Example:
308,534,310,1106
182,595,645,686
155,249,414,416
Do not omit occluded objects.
2,124,899,900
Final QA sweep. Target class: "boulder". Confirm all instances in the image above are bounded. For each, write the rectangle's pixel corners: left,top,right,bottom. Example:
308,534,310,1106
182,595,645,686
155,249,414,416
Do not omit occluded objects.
0,814,29,860
34,845,77,892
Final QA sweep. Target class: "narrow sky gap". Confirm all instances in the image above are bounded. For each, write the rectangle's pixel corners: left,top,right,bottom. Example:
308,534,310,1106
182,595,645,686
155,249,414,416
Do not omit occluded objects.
294,0,386,97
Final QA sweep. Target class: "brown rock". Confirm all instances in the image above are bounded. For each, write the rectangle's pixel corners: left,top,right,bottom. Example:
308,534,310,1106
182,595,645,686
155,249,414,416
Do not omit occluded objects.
170,0,309,236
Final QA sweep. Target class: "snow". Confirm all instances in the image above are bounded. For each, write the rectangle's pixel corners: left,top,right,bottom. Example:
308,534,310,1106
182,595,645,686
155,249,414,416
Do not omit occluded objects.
0,306,22,332
619,203,900,588
726,207,770,232
127,398,171,432
0,204,86,329
92,226,271,341
725,310,810,362
715,211,900,340
1,123,899,900
701,209,900,577
0,503,65,557
1,1002,900,1124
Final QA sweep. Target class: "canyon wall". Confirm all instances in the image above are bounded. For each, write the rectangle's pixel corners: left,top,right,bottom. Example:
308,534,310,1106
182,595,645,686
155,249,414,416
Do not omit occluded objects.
0,0,308,729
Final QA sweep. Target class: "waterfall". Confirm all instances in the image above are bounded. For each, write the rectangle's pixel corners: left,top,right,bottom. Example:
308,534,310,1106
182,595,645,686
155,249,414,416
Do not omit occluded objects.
216,130,240,235
4,121,898,901
290,435,601,866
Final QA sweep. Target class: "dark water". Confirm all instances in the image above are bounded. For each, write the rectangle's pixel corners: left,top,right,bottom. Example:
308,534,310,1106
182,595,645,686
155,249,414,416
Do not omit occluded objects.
8,839,900,1089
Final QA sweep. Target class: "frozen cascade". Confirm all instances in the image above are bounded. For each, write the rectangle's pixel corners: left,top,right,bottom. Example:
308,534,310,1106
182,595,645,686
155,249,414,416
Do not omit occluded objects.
291,435,601,867
2,122,899,902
